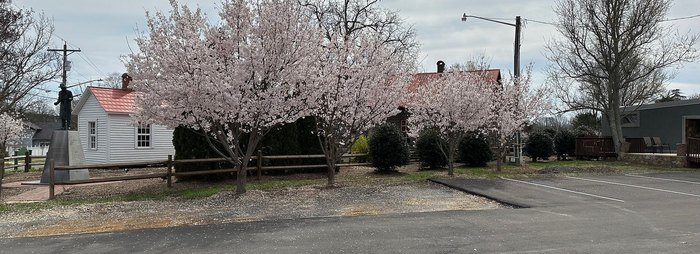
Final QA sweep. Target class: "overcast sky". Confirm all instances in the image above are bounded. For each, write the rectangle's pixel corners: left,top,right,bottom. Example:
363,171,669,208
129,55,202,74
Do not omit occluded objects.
14,0,700,100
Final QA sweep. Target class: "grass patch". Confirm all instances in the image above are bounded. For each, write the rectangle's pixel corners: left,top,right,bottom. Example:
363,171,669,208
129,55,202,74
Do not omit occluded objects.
454,159,692,178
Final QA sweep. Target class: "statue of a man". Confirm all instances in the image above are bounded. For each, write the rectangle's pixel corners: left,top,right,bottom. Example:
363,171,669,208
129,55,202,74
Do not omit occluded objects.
54,85,73,130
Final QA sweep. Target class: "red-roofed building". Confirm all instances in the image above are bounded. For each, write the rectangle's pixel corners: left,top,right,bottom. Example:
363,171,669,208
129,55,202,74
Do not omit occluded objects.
387,61,502,133
73,76,175,164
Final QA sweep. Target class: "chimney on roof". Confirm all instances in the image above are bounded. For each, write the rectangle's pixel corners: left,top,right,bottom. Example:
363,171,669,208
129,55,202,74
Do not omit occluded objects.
121,73,132,90
437,60,445,73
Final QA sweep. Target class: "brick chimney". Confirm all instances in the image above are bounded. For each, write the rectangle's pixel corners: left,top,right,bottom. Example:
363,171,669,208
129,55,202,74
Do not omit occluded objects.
437,60,445,73
121,73,132,90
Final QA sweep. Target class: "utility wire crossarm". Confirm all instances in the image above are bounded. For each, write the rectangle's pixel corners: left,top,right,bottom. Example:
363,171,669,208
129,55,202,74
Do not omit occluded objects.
47,42,81,88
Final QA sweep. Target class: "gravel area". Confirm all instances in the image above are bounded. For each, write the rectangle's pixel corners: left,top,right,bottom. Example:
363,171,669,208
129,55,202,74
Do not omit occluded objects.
0,165,504,238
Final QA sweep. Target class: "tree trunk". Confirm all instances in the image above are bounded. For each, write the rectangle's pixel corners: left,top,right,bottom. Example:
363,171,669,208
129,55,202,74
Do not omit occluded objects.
608,109,624,160
235,164,247,194
327,158,336,186
495,145,503,172
447,150,454,176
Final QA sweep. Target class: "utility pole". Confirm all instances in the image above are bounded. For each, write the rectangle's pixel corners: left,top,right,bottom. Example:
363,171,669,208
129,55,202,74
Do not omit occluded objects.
462,14,524,165
48,42,81,88
514,16,522,165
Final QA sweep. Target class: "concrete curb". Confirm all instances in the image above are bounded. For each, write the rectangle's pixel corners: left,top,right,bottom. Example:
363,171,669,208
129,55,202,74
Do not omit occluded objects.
429,178,531,208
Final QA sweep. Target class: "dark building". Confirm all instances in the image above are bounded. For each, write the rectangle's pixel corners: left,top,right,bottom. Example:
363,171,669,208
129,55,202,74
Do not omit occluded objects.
601,99,700,150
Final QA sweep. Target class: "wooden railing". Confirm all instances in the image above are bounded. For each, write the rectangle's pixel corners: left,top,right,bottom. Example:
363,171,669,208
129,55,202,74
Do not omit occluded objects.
625,137,646,153
2,154,47,172
46,152,369,199
687,137,700,166
575,137,616,158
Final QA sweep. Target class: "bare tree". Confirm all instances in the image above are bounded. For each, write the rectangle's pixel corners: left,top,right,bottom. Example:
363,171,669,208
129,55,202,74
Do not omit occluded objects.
0,2,60,114
546,0,698,157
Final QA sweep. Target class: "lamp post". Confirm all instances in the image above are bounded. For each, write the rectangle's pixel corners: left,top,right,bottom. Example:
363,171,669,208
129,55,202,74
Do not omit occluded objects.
461,13,523,165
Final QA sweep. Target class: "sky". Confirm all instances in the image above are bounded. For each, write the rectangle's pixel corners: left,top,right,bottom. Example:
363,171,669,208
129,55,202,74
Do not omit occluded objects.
12,0,700,103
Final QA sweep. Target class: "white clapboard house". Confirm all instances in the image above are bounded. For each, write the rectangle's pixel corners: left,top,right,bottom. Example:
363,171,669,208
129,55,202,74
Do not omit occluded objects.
73,77,175,164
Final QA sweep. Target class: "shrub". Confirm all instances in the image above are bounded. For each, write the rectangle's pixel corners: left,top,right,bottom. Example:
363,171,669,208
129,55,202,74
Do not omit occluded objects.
542,128,557,140
459,131,493,167
369,123,409,172
573,125,599,137
416,128,447,169
524,131,554,162
172,126,231,181
554,129,576,160
259,123,301,168
351,135,369,162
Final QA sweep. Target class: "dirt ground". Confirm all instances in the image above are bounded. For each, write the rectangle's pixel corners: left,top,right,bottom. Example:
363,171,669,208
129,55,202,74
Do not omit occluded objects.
0,164,505,238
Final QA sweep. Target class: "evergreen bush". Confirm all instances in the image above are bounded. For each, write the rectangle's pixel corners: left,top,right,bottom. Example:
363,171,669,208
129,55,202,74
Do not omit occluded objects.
416,128,447,169
554,129,576,160
369,123,409,172
573,125,599,137
459,131,493,167
524,131,554,162
172,126,231,181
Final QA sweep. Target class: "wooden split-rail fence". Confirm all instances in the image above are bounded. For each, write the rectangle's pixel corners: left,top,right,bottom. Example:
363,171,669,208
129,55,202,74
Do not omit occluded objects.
18,151,369,200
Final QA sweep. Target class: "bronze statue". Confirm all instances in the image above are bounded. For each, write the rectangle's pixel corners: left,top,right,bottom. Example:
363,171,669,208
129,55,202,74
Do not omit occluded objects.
54,85,73,130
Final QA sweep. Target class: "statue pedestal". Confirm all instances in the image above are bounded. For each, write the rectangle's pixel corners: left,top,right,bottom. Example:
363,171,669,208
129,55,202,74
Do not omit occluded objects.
40,131,89,183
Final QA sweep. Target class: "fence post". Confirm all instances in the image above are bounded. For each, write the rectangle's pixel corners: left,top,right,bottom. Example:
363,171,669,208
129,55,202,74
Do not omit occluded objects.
256,150,262,181
13,151,18,170
1,157,5,201
167,155,173,188
24,152,30,172
49,159,55,200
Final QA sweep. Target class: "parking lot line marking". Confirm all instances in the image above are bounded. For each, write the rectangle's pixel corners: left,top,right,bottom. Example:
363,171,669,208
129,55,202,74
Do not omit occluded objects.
500,177,625,203
624,174,700,185
566,176,700,198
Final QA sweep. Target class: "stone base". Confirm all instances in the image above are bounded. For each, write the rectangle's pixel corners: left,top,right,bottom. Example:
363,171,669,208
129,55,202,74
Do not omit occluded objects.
40,131,89,183
620,153,686,168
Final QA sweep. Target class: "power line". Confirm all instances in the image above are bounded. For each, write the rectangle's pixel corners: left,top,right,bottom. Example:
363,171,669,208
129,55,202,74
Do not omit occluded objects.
663,14,700,22
524,13,699,27
76,52,107,77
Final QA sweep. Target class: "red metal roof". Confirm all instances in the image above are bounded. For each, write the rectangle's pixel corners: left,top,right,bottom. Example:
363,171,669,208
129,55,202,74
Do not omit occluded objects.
407,69,501,93
89,86,138,113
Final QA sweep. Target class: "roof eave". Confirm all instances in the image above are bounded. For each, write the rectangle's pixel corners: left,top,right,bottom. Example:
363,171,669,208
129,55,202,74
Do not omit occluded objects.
72,87,94,114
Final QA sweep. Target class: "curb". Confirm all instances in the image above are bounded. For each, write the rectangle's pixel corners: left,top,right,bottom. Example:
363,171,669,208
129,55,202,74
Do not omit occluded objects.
429,178,531,209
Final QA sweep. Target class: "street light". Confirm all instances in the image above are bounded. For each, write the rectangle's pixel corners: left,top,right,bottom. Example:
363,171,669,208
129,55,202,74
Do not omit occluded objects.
461,13,523,165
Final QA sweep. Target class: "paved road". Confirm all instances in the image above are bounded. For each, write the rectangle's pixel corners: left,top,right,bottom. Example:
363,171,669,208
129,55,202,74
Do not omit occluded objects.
2,172,700,253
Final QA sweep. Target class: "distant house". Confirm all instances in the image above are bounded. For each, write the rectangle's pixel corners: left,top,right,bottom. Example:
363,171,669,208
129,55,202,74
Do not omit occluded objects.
72,76,175,164
387,61,502,133
602,99,700,151
26,116,61,156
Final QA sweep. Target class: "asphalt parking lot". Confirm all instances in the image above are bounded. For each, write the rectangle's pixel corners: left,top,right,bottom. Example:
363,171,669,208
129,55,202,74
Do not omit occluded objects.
432,172,700,209
2,172,700,253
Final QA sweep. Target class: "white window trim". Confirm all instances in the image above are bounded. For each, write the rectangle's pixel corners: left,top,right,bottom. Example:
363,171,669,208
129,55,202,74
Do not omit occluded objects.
88,121,97,150
135,123,153,149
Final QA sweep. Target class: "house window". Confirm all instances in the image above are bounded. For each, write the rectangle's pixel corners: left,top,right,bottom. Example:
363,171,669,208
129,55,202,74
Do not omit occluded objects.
88,121,97,149
400,119,408,133
136,124,152,148
621,112,640,128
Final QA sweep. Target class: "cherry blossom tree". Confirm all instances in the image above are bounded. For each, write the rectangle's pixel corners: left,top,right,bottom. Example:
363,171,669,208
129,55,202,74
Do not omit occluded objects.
126,0,321,194
408,66,493,175
0,112,25,158
301,0,418,186
489,67,549,171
